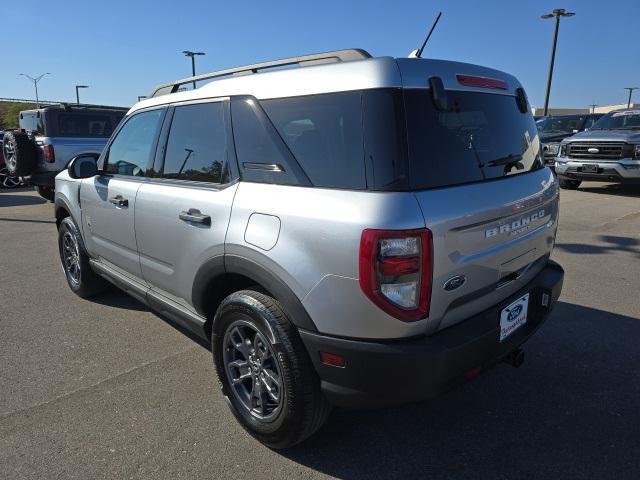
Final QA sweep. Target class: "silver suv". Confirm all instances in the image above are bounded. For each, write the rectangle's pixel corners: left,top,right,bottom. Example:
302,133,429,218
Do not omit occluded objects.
54,49,564,448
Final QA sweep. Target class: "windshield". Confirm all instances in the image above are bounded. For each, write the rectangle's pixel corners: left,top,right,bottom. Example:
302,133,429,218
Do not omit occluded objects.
591,110,640,130
536,115,585,135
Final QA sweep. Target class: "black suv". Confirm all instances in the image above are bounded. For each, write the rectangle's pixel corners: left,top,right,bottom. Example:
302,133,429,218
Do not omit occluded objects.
537,113,603,166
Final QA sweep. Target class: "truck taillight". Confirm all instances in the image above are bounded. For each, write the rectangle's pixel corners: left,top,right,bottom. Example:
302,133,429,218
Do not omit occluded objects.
359,229,432,321
43,144,55,163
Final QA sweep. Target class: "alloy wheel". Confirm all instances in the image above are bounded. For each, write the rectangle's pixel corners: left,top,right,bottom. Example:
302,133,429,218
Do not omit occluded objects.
62,231,81,286
223,320,284,422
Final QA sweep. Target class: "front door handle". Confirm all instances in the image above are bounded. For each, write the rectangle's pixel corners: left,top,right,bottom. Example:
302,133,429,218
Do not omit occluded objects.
179,208,211,226
109,195,128,208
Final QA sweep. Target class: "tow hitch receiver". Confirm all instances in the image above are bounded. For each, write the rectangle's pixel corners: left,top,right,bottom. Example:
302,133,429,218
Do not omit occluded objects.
503,348,525,368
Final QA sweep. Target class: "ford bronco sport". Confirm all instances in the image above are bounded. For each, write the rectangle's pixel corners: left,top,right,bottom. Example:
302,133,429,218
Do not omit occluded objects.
54,49,564,448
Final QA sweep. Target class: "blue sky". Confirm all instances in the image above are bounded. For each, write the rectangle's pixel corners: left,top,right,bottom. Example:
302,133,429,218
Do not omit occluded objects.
3,0,639,108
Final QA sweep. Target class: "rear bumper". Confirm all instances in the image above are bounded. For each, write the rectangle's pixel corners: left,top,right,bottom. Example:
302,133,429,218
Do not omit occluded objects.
300,260,564,409
556,158,640,183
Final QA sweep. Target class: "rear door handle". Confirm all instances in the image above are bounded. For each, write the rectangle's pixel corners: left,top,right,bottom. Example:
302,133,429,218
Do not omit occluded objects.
108,195,128,208
179,208,211,226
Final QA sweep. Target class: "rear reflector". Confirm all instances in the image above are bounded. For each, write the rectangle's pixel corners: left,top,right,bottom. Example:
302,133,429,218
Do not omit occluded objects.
319,351,346,368
43,144,55,163
456,74,508,90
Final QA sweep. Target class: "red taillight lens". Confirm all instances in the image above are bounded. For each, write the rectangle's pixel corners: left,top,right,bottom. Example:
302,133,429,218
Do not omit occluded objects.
359,228,432,322
319,351,346,368
456,74,508,90
43,144,55,163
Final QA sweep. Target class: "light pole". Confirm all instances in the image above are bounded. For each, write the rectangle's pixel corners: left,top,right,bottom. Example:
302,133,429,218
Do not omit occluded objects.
541,8,575,116
18,72,51,108
624,87,638,108
137,95,147,101
75,85,89,104
182,50,206,89
589,103,598,113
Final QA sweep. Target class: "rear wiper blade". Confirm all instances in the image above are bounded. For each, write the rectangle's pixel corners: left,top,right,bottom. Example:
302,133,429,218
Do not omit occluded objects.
486,154,523,167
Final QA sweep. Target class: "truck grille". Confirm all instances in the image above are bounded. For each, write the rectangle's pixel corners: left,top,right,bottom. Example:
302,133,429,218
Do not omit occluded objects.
567,142,629,161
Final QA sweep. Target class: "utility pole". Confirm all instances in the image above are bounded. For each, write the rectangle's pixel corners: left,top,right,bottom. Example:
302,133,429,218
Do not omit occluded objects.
589,103,598,113
624,87,638,108
75,85,89,104
541,9,575,116
182,51,206,89
19,72,51,108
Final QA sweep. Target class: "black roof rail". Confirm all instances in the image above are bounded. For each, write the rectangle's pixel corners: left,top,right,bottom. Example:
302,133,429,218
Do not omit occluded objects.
55,103,129,111
148,48,372,98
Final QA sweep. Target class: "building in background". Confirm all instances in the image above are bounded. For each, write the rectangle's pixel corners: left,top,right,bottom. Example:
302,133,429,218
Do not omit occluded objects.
533,103,639,116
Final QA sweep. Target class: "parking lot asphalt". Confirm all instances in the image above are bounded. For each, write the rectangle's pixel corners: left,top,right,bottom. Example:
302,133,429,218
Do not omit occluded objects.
1,183,639,480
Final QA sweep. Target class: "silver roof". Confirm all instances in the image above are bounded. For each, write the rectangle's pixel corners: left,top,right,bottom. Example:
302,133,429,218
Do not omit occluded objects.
130,50,522,115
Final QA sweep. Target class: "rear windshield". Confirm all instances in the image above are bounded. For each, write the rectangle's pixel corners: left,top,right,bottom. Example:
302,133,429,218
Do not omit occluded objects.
404,90,542,190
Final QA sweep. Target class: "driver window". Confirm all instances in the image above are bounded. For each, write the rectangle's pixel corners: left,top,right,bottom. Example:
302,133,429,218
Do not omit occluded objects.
104,109,163,176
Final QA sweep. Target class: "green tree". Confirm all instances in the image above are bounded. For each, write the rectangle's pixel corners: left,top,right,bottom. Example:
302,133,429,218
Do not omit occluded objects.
0,102,37,130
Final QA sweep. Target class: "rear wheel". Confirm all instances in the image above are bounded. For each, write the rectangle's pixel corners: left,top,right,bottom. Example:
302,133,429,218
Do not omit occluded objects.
559,177,581,190
212,290,331,448
58,217,108,297
2,131,39,176
36,185,54,202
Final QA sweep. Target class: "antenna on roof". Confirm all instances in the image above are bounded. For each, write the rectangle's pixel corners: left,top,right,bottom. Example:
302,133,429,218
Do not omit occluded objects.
409,12,442,58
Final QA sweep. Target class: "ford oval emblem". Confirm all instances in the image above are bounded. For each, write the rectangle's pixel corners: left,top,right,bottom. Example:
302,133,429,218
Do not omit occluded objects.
587,147,599,154
443,275,466,291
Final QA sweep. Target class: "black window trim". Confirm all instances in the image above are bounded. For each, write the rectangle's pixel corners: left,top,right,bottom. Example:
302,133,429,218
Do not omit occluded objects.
98,105,168,179
148,97,239,190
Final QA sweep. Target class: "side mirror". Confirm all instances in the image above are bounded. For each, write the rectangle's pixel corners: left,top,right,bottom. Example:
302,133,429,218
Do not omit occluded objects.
68,154,99,179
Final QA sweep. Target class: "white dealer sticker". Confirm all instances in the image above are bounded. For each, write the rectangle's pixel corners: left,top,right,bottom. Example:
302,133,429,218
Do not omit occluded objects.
500,293,529,342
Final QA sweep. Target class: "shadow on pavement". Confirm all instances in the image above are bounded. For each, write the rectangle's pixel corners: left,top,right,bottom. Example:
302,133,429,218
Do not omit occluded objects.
556,234,640,258
0,193,46,207
279,301,640,479
90,288,211,350
578,183,640,198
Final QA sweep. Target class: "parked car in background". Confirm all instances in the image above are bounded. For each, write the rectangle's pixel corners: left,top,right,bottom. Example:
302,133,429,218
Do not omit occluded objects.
54,48,563,448
537,113,603,167
1,104,126,200
556,109,640,189
0,131,23,189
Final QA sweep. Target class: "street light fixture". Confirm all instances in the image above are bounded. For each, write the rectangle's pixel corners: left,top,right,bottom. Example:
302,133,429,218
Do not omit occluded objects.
541,8,575,116
18,72,51,108
182,50,206,89
75,85,89,104
624,87,638,108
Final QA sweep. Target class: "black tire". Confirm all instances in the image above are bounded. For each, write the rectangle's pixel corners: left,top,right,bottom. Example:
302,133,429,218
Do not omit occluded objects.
36,185,55,202
0,166,22,189
559,177,581,190
212,289,331,449
2,131,39,176
58,217,108,298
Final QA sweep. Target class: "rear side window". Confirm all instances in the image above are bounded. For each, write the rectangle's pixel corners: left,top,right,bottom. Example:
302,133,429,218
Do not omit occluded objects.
404,90,542,190
261,92,366,189
162,102,229,183
104,109,164,176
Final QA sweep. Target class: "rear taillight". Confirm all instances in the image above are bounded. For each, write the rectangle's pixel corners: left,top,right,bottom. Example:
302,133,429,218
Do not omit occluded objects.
359,229,432,321
43,144,55,163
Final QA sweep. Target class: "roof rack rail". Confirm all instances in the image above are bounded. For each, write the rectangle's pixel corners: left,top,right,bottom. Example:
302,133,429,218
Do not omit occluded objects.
55,103,129,111
148,48,372,98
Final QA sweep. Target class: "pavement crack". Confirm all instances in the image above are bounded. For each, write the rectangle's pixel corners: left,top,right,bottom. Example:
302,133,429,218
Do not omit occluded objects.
0,346,198,420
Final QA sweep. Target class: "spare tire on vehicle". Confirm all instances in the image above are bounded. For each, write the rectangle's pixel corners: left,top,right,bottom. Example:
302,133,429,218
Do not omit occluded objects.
2,131,39,176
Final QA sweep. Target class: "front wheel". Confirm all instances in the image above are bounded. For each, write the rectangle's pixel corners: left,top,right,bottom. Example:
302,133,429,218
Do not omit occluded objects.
559,177,582,190
58,217,108,297
212,290,331,448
